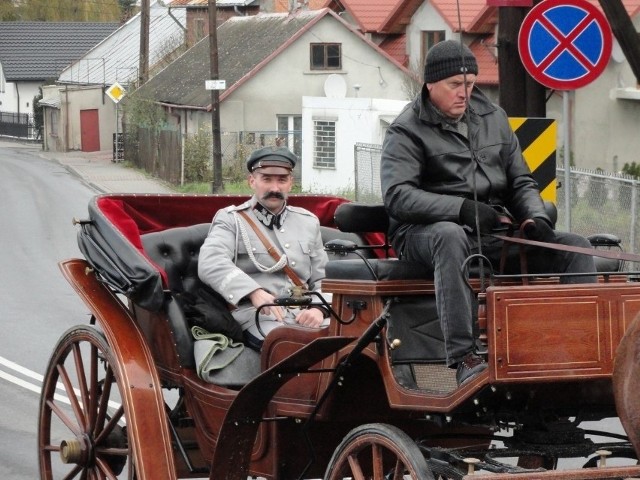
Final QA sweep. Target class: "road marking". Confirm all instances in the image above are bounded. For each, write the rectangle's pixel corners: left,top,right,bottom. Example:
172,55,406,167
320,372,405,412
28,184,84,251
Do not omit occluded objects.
0,355,44,382
0,355,121,411
0,368,42,395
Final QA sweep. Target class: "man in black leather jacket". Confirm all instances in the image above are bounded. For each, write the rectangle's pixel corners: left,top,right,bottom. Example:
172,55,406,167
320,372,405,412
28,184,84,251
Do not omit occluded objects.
381,40,596,386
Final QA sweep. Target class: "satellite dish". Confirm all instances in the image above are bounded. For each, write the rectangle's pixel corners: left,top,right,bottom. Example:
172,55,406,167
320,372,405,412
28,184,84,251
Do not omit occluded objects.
611,38,625,63
324,74,347,98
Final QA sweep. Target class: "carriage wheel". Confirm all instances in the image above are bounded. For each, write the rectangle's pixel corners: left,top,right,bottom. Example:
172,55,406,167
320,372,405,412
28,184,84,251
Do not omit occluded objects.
38,325,136,479
324,423,434,480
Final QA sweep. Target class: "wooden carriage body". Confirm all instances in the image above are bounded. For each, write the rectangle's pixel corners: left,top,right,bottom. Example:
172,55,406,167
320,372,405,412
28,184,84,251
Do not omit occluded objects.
39,193,640,480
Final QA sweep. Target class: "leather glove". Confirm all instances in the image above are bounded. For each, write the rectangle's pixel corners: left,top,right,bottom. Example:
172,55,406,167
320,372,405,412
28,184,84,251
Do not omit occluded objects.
459,199,500,233
523,217,556,243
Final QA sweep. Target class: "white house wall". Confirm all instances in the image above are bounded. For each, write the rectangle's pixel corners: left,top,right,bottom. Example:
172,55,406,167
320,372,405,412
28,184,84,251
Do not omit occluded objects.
0,80,41,117
221,14,413,135
300,95,408,194
405,1,454,72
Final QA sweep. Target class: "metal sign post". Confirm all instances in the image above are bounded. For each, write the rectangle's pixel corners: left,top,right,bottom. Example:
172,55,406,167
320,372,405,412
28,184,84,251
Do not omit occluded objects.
518,0,612,231
106,82,127,162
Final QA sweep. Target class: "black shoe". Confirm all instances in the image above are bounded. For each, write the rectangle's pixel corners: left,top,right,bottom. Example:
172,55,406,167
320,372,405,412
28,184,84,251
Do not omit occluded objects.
456,352,487,386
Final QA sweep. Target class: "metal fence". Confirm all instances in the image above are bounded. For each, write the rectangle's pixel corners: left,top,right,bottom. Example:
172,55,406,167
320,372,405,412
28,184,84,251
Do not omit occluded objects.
123,127,302,185
0,111,39,140
556,168,639,258
354,143,640,262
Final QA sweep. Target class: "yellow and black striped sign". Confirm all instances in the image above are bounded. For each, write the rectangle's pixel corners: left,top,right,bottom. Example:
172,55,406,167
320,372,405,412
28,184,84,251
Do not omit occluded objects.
509,117,557,203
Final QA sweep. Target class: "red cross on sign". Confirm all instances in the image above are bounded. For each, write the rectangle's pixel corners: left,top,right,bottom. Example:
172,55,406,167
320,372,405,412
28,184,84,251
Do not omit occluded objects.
518,0,612,90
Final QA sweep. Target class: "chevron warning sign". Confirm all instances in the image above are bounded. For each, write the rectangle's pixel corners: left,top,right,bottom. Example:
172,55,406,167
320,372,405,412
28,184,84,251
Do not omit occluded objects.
509,117,557,203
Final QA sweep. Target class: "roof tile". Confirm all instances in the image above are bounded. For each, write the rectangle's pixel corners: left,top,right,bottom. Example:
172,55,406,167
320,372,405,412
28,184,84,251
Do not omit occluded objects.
0,21,118,81
57,3,186,86
136,10,325,107
470,34,498,85
379,34,408,66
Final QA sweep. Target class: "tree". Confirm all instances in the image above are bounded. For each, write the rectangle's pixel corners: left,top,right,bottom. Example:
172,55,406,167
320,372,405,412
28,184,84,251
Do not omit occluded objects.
119,0,137,22
33,88,44,140
401,59,423,101
622,162,640,179
0,0,18,20
15,0,122,22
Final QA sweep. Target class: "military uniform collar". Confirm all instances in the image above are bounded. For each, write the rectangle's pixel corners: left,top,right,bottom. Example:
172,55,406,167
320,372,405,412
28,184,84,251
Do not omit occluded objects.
250,196,288,230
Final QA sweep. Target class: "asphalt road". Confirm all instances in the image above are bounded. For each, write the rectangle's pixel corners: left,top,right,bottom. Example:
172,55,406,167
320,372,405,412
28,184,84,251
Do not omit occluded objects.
0,142,94,479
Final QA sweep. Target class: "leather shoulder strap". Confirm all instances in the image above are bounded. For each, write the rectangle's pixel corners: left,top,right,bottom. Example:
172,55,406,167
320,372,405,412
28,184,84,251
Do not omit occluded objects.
236,210,305,287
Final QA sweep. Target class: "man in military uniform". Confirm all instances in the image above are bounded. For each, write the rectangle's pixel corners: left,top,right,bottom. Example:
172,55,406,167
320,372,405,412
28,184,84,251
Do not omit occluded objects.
198,146,328,349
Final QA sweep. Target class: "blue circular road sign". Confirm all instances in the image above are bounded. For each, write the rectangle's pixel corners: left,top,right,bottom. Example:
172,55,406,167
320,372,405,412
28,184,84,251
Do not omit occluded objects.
518,0,612,90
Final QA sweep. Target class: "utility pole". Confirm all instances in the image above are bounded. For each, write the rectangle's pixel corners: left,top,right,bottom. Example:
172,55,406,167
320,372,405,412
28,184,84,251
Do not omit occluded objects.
598,0,640,86
497,2,545,117
209,0,223,193
139,0,150,85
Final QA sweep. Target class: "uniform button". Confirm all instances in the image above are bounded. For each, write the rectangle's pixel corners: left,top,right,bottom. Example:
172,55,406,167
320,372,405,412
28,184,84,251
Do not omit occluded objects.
291,261,296,266
280,228,285,233
284,243,290,248
228,294,234,300
252,247,256,252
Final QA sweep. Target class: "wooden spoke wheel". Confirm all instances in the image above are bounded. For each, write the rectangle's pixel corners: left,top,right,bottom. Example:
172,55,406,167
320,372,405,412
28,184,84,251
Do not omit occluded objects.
38,325,136,479
324,423,433,480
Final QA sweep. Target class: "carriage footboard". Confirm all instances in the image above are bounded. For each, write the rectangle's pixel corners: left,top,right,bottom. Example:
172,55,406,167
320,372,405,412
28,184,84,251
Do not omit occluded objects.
210,335,355,480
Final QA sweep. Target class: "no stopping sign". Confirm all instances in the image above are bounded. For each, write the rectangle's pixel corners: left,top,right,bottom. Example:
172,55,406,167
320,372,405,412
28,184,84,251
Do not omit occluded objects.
518,0,612,90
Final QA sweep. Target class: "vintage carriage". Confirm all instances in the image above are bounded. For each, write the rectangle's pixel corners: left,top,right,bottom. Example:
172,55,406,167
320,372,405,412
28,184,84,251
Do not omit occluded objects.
38,193,640,479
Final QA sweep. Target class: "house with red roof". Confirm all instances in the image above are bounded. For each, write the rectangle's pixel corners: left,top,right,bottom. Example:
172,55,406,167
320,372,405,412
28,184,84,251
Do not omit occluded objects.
134,8,413,185
323,0,499,102
322,0,640,172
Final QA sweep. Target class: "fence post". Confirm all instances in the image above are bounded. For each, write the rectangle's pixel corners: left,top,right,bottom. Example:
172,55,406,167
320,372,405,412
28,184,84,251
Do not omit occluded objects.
562,92,572,232
631,179,638,260
354,143,359,201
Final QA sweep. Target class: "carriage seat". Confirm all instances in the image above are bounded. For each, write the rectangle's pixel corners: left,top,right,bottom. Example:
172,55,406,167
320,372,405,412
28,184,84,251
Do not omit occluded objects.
140,221,367,382
325,202,623,282
141,223,211,370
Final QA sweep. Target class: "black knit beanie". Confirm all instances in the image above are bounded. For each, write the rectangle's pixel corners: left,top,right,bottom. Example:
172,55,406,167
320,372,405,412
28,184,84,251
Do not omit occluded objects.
424,40,478,83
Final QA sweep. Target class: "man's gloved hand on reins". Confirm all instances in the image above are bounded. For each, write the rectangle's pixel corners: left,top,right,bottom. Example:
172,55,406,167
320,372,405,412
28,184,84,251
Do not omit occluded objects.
459,199,500,233
523,217,556,243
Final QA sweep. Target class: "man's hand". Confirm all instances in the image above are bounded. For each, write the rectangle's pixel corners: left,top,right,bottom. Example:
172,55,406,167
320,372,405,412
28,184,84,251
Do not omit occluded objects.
523,217,556,243
295,307,325,328
460,199,500,233
248,289,285,321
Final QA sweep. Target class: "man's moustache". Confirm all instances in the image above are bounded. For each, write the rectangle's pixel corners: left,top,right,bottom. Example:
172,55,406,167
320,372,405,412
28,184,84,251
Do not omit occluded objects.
263,192,285,200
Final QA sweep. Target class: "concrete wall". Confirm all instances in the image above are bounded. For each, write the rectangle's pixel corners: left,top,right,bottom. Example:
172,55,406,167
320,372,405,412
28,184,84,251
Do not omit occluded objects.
66,86,117,151
300,96,408,193
41,85,117,152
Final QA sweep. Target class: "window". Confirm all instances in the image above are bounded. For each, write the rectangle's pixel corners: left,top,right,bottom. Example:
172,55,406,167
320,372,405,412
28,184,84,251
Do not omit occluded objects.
310,43,341,70
277,115,301,157
421,31,446,61
313,120,336,169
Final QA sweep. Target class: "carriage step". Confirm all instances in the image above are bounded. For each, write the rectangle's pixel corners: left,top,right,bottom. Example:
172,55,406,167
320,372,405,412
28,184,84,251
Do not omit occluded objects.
392,363,459,393
412,364,458,394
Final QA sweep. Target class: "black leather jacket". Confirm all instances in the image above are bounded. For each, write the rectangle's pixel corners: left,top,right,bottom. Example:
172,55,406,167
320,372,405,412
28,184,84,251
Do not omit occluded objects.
381,85,550,244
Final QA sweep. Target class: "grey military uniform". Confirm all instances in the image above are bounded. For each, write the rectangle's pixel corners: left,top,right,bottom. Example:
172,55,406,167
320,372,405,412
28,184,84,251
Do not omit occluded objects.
198,197,328,338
